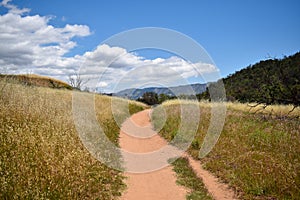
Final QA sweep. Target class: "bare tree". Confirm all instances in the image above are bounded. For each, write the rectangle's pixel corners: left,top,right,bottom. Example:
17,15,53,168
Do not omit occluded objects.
68,73,89,90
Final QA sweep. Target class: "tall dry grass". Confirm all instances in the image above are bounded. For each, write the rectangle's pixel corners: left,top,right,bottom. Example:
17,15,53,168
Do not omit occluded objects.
0,80,145,199
152,100,300,200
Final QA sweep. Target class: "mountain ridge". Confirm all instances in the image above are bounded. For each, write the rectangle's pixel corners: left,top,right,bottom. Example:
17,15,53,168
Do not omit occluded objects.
114,83,207,99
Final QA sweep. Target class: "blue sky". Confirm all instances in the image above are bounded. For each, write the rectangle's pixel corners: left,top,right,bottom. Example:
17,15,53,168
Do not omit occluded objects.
0,0,299,92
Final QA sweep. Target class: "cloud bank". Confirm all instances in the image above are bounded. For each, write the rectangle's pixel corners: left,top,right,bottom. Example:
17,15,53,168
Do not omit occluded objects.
0,1,218,92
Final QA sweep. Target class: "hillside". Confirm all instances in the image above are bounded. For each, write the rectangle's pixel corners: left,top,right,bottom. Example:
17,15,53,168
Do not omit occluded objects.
0,78,146,199
222,52,300,106
0,74,72,90
115,83,206,99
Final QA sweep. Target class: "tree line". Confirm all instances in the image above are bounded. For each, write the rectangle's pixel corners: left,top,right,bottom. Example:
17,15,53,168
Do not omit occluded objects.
139,52,300,110
223,52,300,106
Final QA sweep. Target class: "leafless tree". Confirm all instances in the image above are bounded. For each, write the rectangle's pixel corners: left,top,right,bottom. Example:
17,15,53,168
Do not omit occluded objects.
68,73,89,90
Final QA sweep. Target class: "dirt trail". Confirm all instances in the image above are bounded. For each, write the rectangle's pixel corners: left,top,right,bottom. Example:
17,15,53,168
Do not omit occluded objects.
119,109,187,200
185,154,238,200
119,109,238,200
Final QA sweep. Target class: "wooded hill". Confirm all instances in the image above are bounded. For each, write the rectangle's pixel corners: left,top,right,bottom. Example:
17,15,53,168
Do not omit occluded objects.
205,52,300,107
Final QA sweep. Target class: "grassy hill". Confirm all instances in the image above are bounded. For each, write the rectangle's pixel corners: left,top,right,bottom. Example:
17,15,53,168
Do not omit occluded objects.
0,78,146,199
0,74,73,90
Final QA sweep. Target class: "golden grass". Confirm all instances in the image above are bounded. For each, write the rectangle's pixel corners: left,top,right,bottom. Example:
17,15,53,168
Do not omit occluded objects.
0,74,72,89
226,101,300,118
0,80,145,199
163,99,300,117
152,100,300,200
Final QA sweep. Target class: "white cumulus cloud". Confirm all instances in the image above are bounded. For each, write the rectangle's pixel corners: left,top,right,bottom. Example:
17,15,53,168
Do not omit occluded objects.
0,1,219,92
0,1,91,76
77,44,218,92
1,0,30,15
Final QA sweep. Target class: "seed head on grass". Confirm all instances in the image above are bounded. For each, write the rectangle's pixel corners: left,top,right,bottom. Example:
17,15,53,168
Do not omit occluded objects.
0,79,145,199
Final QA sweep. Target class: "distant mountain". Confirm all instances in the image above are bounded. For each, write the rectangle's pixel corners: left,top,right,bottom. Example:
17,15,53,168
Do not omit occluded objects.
114,83,207,99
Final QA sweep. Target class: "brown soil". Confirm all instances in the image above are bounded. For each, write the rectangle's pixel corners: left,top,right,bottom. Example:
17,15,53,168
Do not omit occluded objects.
185,154,238,200
119,109,187,200
119,109,238,200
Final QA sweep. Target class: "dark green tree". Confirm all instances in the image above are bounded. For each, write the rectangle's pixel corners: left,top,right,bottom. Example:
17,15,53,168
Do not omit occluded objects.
140,92,159,105
201,52,300,113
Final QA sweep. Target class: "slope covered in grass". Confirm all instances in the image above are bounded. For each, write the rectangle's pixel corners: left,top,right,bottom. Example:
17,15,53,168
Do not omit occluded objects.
0,80,145,199
152,100,300,200
0,74,72,90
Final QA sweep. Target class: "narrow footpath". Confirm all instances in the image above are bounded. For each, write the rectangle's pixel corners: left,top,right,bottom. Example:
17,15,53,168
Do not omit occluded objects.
119,109,238,200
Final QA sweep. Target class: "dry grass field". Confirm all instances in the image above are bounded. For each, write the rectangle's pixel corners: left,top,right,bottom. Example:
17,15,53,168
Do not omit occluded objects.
152,100,300,200
1,75,299,199
0,78,146,199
